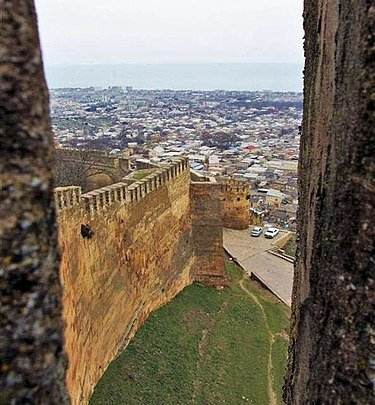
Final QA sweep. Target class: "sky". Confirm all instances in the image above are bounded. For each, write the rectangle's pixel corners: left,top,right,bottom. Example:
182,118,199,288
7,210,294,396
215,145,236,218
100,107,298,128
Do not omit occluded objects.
35,0,304,66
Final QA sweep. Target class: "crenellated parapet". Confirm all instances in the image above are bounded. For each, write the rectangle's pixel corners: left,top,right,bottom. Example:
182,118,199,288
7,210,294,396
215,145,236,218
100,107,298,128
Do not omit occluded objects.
54,186,82,213
218,178,250,230
54,157,190,216
54,155,228,402
219,178,249,193
81,182,129,215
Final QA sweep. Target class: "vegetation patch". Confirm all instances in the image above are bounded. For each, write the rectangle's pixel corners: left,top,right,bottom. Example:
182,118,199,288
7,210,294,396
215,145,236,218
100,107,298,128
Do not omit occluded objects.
132,169,154,180
282,235,297,257
90,262,290,405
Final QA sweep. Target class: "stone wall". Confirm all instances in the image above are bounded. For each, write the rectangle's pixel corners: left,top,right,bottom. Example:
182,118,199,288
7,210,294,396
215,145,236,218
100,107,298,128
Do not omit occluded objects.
135,158,163,170
56,148,131,191
2,1,373,403
219,179,250,230
56,148,130,172
0,1,68,403
190,182,228,286
56,159,199,404
284,0,374,403
54,161,240,402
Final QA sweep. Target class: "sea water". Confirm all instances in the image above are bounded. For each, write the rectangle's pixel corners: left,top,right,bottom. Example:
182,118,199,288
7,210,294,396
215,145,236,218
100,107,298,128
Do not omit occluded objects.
45,63,303,92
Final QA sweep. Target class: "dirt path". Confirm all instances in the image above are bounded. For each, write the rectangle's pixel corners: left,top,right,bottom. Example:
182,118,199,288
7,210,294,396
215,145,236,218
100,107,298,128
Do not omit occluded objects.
191,302,228,403
191,275,286,405
239,277,277,405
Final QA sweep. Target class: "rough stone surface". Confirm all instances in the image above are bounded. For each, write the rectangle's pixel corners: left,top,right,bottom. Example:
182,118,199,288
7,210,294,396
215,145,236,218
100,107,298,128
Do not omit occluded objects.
56,148,131,191
2,1,373,404
0,1,68,403
219,180,250,230
58,167,197,404
191,182,228,285
284,1,374,403
54,163,233,403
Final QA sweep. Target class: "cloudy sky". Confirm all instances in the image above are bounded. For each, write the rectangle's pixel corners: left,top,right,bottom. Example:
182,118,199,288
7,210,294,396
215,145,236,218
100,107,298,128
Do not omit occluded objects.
35,0,303,65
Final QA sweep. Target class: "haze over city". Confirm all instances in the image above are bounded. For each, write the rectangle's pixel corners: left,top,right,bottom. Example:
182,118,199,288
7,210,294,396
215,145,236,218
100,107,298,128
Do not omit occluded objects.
35,0,304,65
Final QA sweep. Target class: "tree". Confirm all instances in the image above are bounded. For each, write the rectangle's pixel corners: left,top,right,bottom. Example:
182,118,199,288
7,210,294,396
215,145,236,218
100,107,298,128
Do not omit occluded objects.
56,149,108,192
201,130,240,150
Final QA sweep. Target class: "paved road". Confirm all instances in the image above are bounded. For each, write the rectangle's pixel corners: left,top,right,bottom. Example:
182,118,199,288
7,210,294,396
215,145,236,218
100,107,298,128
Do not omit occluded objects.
223,228,294,307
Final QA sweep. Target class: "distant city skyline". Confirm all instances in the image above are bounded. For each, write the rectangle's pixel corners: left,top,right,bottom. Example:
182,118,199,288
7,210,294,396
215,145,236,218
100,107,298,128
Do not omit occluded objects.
35,0,304,66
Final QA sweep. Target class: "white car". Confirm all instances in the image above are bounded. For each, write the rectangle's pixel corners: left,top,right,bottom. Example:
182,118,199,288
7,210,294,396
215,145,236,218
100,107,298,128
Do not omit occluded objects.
251,226,262,237
264,227,280,239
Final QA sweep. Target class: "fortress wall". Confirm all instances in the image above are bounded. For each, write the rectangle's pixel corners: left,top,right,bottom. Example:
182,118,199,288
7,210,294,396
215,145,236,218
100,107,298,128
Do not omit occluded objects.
219,179,250,230
135,158,163,170
190,169,210,182
56,148,104,165
1,2,68,402
190,182,228,286
114,156,131,171
3,1,372,403
57,159,196,404
54,186,82,212
284,1,374,403
56,148,129,169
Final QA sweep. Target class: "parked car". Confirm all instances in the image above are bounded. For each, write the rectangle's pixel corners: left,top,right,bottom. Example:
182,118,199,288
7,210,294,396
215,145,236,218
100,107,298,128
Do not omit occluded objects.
251,226,263,237
264,227,280,239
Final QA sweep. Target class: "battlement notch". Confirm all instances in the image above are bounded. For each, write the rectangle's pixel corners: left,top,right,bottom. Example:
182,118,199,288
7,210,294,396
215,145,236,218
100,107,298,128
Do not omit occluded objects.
54,186,82,213
218,178,250,230
54,158,189,216
219,178,249,193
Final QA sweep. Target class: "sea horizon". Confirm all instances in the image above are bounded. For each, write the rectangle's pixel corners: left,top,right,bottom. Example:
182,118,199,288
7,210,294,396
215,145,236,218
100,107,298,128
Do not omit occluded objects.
45,62,303,92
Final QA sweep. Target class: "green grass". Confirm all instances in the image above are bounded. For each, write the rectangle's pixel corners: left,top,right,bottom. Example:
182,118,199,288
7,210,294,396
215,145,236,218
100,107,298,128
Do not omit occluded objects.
132,170,154,180
90,262,290,405
282,236,297,257
272,337,289,404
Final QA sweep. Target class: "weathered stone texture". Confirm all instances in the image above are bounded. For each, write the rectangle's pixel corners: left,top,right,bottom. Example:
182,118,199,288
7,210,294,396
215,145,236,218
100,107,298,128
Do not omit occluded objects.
220,180,250,230
284,1,374,403
58,168,196,404
190,182,228,285
56,148,131,191
0,1,68,403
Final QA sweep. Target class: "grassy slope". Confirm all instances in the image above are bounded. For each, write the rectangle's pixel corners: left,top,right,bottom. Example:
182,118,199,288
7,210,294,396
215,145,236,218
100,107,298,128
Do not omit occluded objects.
90,262,290,405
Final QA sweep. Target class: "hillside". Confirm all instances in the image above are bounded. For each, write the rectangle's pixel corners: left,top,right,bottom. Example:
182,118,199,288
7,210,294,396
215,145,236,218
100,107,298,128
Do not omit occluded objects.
90,262,290,404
